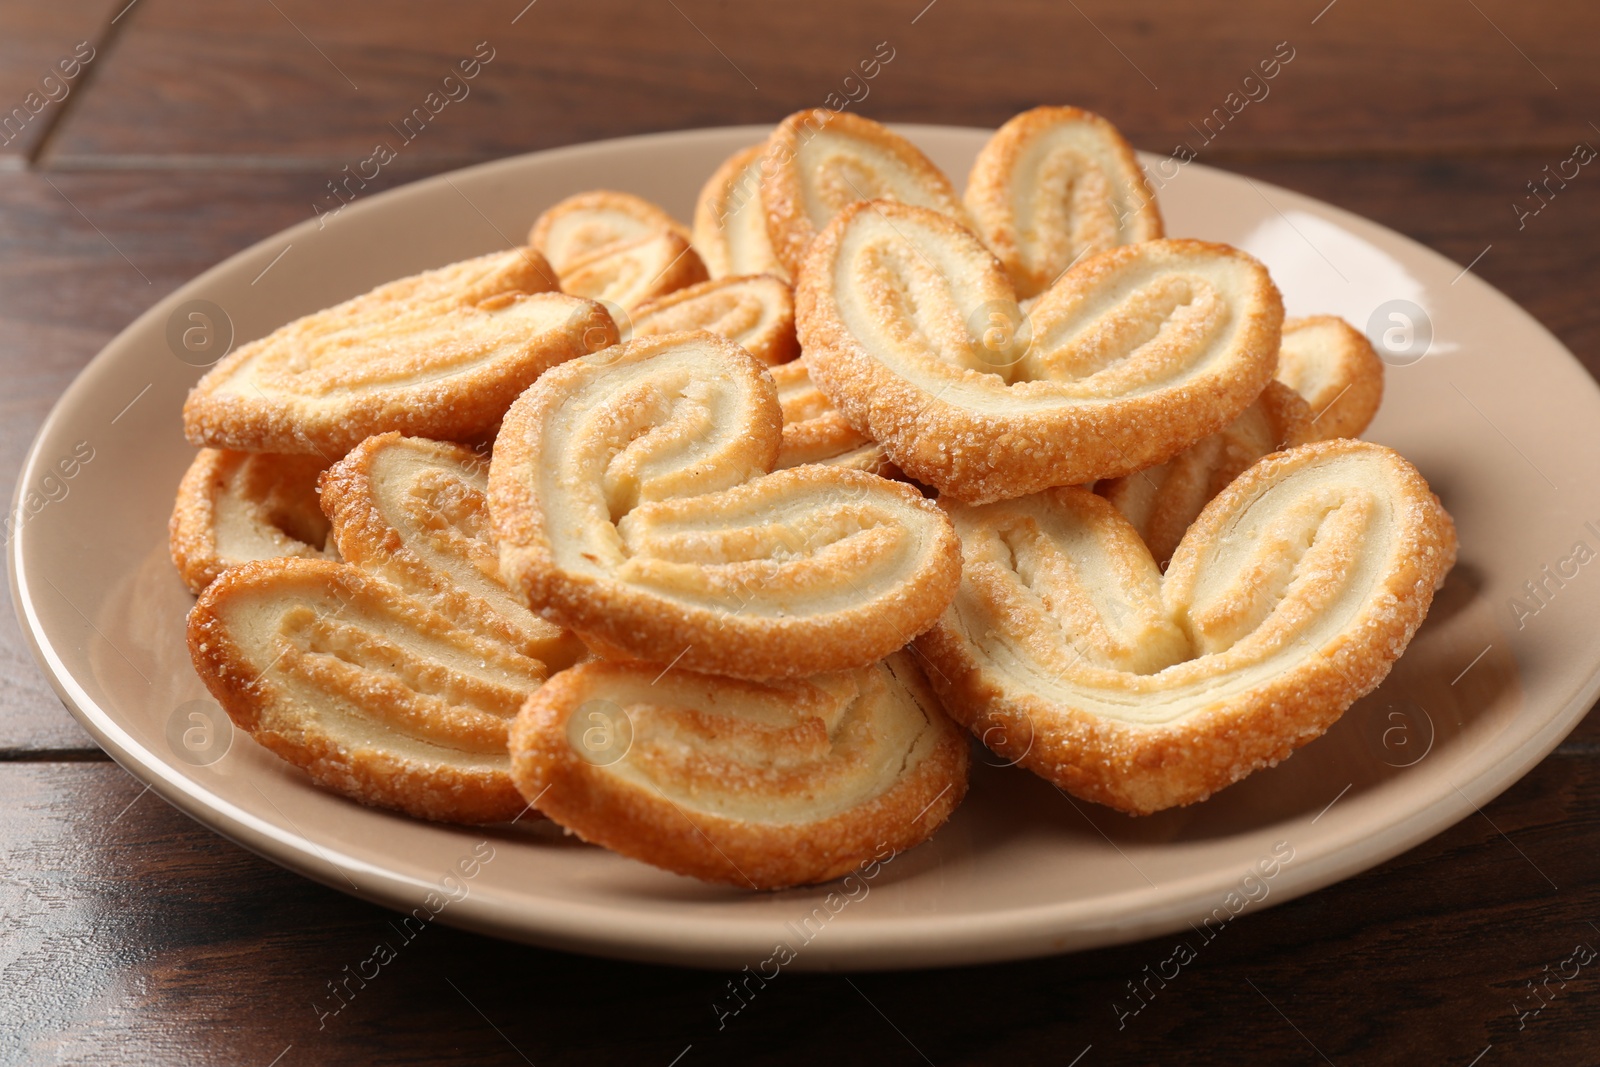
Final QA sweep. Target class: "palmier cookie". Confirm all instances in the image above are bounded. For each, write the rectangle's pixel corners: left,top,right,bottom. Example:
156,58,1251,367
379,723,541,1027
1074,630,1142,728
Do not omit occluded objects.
770,358,894,475
797,201,1283,503
692,144,790,282
762,109,969,277
170,449,334,595
1098,381,1314,567
558,231,709,314
529,190,691,274
488,331,960,680
189,558,550,823
629,274,798,365
917,439,1457,815
507,652,968,888
183,249,616,456
1277,315,1385,440
319,432,584,668
965,106,1164,299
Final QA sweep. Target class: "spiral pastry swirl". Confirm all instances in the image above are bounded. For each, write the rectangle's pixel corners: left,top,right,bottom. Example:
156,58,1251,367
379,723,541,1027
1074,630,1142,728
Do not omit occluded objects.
630,274,798,365
183,249,614,455
1100,316,1385,565
917,439,1457,814
965,106,1164,298
189,558,551,823
320,433,585,668
508,652,969,887
170,449,334,595
488,331,960,680
762,110,969,277
797,201,1283,503
529,190,690,273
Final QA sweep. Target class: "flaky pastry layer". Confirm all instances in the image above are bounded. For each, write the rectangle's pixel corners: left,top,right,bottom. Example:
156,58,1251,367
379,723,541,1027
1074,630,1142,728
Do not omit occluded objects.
1277,314,1385,439
189,558,550,823
508,652,968,887
797,202,1284,502
692,144,791,282
761,110,969,277
488,331,960,679
170,448,334,595
965,106,1164,298
630,273,799,365
918,439,1457,815
183,249,616,455
320,432,585,668
529,190,691,274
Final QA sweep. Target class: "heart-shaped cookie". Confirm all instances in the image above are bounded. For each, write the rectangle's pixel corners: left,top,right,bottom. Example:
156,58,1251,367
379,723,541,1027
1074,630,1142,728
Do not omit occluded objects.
488,331,960,680
320,432,585,668
797,201,1284,503
965,105,1164,298
183,249,615,455
189,558,550,823
508,652,968,888
916,438,1457,814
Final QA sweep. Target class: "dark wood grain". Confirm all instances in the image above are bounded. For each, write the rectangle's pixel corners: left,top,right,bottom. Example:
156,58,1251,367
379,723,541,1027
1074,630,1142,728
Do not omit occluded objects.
39,0,1600,166
3,1,1599,1062
0,0,121,164
1,756,1595,1065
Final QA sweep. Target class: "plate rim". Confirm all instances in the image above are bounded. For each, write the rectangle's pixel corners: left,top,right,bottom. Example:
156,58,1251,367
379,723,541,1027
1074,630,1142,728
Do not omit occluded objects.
10,122,1600,971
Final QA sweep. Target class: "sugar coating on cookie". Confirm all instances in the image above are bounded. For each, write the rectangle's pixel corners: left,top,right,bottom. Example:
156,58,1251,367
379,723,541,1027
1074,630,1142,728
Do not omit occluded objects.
630,273,798,365
798,202,1284,503
488,330,960,680
183,249,616,455
918,439,1457,815
188,558,550,823
508,652,968,888
965,105,1164,298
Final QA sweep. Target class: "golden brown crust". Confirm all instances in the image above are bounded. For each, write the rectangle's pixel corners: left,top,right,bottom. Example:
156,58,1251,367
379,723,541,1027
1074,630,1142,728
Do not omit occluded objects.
169,448,334,595
769,357,895,475
507,653,969,888
964,106,1163,298
917,439,1457,815
692,144,790,282
487,331,961,680
761,109,969,277
796,201,1284,503
188,558,549,823
319,432,585,668
630,274,799,365
1097,380,1312,566
183,250,617,455
557,230,709,313
1278,315,1385,439
529,190,691,273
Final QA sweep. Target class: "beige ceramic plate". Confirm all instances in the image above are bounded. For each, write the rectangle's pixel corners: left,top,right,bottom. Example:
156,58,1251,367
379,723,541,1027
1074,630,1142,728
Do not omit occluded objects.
11,126,1600,970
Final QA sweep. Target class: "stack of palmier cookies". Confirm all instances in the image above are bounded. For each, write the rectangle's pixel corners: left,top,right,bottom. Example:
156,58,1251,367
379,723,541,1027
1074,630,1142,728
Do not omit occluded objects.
174,105,1454,889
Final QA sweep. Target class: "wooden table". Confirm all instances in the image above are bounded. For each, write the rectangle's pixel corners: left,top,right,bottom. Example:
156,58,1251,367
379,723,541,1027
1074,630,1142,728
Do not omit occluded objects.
3,1,1597,1062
